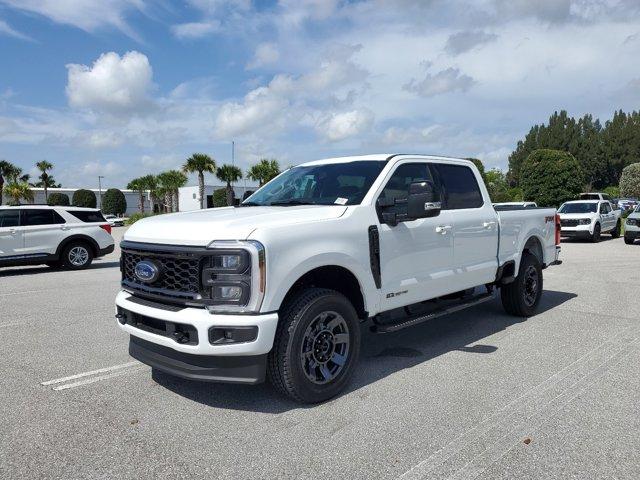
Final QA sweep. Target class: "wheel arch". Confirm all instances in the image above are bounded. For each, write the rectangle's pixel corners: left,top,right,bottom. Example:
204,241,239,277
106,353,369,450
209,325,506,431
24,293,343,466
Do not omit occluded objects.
523,234,544,265
276,265,368,320
55,234,100,259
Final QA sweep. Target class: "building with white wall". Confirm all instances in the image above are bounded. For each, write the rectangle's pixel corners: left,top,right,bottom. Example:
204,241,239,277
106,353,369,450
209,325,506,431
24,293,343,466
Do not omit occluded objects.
178,185,254,211
1,187,151,216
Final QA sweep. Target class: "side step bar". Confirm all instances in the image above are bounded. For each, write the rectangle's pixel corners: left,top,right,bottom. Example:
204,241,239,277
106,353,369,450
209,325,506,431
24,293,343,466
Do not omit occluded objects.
371,292,495,334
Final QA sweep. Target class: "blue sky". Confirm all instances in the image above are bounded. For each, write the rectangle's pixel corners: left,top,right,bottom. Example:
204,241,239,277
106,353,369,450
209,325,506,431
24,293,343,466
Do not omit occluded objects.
1,0,640,189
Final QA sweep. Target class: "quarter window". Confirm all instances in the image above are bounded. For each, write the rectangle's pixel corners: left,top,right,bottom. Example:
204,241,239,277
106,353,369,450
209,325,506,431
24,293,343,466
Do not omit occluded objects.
21,209,66,226
0,209,20,227
67,210,106,223
434,164,483,210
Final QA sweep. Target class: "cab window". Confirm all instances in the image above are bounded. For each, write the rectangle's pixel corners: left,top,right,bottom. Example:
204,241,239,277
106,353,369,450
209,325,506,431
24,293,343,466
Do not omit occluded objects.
434,164,483,210
378,163,437,216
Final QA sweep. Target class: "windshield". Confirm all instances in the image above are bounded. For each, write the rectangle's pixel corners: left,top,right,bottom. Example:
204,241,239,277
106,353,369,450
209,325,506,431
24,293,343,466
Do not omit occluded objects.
243,161,386,206
558,202,597,214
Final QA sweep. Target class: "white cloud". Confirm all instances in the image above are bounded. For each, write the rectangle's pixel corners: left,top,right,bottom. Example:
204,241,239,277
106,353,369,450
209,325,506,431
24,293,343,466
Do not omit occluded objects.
316,109,374,142
246,43,280,70
403,65,476,97
0,18,33,41
445,30,498,55
0,0,147,40
171,21,221,39
66,51,154,115
81,160,123,176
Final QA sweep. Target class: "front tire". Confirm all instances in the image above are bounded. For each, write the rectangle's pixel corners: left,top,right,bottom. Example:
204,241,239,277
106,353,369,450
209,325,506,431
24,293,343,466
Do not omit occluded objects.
501,252,543,317
591,223,601,243
611,220,621,238
625,235,635,245
61,242,94,270
267,288,361,403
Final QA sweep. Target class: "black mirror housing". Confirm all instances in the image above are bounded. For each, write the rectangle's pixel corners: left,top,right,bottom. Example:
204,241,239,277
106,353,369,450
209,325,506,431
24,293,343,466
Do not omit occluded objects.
407,181,441,219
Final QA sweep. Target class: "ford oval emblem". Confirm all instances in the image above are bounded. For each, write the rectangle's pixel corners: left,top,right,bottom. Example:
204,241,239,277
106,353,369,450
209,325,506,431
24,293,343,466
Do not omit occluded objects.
134,260,160,283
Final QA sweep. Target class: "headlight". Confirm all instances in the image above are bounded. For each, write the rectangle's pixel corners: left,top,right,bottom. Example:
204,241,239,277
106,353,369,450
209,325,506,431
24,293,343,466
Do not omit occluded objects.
203,240,265,313
628,218,638,226
579,219,591,225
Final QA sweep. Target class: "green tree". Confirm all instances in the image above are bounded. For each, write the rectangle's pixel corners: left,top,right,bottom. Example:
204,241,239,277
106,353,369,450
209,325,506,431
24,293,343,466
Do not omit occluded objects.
0,160,20,206
216,164,243,206
603,186,620,198
484,169,510,202
247,158,280,187
5,182,34,205
47,192,70,206
520,149,583,207
157,170,188,212
127,176,154,213
102,188,127,215
619,163,640,198
35,160,54,201
182,153,216,209
212,188,227,207
72,189,97,208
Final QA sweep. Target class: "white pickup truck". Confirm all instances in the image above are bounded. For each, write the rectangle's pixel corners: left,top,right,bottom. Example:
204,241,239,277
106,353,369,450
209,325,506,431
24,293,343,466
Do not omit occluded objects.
115,154,561,403
558,199,621,242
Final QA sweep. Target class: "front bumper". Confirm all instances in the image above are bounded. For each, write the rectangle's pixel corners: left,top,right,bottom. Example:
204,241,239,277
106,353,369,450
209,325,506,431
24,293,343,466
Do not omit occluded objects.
625,228,640,239
115,290,278,356
560,227,592,238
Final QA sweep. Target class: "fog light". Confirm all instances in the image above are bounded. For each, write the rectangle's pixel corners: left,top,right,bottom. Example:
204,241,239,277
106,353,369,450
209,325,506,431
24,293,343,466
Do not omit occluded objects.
216,285,243,300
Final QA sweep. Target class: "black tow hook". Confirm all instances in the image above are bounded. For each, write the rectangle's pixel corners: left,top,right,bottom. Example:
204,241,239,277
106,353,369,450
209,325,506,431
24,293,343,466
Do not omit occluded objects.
172,331,190,344
115,313,126,325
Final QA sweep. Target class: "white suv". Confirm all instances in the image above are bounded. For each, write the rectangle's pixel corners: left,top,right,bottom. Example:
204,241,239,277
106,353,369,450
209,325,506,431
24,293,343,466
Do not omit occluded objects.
0,205,115,269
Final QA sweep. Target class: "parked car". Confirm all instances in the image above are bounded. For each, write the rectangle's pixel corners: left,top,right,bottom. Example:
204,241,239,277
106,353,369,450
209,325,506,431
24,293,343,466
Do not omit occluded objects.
558,200,621,242
579,192,614,202
493,201,538,209
624,204,640,245
115,154,562,403
104,214,125,227
0,205,115,269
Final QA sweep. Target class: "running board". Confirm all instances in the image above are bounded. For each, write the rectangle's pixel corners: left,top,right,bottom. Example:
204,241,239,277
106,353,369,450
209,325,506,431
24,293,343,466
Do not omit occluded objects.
371,292,495,334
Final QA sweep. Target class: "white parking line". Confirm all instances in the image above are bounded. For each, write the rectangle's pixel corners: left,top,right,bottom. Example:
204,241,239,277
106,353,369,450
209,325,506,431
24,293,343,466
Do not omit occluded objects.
42,361,141,386
52,366,148,391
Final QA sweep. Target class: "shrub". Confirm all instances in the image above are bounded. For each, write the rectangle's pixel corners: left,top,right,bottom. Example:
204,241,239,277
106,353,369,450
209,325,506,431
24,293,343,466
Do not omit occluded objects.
102,188,127,215
72,189,97,208
520,149,583,207
619,163,640,198
603,185,620,198
213,188,227,207
126,212,155,225
47,192,70,206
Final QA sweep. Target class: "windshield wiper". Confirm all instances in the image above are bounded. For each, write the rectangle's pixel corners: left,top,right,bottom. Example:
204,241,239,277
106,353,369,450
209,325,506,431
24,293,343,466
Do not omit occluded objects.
269,200,318,206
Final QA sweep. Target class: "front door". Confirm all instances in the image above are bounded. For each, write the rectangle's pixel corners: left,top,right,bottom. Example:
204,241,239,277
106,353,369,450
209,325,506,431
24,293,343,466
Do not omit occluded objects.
376,161,455,311
0,209,23,258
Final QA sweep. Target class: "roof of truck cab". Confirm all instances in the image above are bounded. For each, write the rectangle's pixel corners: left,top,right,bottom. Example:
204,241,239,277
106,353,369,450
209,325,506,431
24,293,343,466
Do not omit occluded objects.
299,153,469,166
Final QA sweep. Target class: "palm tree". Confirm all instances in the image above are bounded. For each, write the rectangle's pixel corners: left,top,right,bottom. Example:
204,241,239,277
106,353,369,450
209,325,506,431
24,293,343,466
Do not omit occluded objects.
127,177,147,213
36,160,54,201
182,153,216,209
247,158,281,187
5,181,34,205
0,160,19,206
157,170,188,212
143,174,160,213
216,164,243,206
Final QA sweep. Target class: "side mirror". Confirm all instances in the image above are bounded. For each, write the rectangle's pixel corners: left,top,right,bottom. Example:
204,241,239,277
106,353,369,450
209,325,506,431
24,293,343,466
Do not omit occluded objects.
407,181,441,219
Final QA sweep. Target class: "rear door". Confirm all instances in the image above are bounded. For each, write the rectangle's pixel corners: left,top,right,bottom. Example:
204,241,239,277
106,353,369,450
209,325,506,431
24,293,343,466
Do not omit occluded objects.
21,209,68,256
0,209,23,258
434,163,499,290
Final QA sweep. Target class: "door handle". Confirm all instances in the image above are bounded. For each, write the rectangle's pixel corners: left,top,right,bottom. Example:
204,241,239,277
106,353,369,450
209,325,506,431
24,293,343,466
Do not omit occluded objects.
436,225,452,234
61,226,70,231
483,221,496,229
9,228,17,235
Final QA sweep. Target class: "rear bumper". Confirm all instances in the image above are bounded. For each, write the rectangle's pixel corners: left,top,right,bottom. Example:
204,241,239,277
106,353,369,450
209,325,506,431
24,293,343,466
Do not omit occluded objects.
98,244,115,257
130,336,266,384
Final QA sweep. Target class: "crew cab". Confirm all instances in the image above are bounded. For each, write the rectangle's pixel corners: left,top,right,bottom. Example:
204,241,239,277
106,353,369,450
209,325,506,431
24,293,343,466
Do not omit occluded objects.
0,205,115,269
115,154,561,403
558,200,621,242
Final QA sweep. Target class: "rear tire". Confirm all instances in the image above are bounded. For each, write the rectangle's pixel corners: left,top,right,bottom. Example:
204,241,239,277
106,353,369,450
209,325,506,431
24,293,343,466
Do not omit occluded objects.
611,220,621,238
61,242,94,270
267,288,361,403
501,252,543,317
591,223,601,243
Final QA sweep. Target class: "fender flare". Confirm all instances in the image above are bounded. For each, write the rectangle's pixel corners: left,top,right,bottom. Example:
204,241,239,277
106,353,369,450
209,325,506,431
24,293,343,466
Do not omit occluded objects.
55,234,101,259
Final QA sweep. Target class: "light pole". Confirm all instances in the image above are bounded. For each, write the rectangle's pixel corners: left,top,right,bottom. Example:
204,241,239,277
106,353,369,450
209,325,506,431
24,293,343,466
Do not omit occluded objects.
98,175,104,210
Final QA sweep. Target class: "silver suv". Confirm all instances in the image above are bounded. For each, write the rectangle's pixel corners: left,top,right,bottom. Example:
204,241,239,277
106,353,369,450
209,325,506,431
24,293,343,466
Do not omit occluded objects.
0,205,115,270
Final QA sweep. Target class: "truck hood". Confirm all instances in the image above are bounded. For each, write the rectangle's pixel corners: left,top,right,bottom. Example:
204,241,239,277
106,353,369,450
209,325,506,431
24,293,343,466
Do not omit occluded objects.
124,205,348,246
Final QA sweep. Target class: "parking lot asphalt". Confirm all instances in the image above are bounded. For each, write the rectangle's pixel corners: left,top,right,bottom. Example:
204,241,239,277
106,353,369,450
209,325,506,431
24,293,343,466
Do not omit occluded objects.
1,228,639,479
